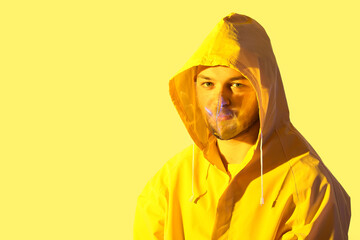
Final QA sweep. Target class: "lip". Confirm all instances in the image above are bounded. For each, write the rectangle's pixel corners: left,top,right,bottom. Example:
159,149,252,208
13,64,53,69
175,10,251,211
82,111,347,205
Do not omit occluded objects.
216,113,233,120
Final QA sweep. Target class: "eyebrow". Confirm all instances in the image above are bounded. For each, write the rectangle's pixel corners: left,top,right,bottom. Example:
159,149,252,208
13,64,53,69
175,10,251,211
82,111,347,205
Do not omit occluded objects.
197,74,247,81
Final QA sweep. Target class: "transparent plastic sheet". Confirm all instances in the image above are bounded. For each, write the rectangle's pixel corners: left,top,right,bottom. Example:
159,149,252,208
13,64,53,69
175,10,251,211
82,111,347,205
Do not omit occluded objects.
205,95,241,140
194,66,259,142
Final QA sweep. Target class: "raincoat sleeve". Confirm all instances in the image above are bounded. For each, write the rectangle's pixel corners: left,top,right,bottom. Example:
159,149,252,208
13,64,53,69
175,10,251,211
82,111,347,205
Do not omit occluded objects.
280,175,351,240
133,170,168,240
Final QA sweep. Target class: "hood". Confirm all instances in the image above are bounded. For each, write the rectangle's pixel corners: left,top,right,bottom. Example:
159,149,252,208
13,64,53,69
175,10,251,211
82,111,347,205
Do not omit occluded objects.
168,13,313,204
169,13,290,156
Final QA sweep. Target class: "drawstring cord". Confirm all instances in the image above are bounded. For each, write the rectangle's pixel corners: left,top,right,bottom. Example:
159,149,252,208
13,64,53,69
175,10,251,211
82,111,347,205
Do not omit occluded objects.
260,131,264,205
189,143,195,202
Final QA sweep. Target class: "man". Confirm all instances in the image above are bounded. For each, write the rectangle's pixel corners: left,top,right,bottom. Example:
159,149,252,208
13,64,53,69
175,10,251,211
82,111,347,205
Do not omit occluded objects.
134,13,351,239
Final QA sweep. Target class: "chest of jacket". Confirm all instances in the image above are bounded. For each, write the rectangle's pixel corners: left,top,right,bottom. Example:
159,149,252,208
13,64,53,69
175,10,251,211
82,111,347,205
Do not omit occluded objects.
165,160,296,240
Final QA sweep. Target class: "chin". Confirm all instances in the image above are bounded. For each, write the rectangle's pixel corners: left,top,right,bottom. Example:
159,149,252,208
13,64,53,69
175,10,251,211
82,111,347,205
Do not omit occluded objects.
213,130,239,140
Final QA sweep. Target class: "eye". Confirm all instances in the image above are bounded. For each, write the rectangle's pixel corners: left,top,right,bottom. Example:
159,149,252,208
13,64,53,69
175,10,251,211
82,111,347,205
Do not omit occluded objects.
231,83,243,88
201,82,214,88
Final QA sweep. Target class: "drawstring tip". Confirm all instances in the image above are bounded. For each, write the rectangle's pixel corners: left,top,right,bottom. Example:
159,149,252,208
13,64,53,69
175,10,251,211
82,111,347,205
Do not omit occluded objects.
189,195,194,202
260,197,264,205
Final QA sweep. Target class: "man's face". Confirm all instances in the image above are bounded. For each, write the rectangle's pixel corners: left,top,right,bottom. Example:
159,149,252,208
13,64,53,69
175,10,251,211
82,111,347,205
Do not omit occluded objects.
195,66,259,140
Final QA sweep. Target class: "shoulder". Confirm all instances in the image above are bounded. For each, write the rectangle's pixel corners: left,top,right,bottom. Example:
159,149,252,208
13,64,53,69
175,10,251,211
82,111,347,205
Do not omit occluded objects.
288,153,330,193
140,144,195,196
288,153,349,205
285,153,351,236
289,153,327,187
165,144,195,171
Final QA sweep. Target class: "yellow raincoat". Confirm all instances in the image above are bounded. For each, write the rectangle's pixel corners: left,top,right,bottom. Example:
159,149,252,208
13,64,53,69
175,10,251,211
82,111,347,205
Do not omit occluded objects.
134,13,351,239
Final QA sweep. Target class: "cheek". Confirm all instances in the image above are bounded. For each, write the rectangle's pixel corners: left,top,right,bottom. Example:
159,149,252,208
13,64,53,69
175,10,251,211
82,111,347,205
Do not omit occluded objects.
237,94,259,116
196,93,211,118
197,94,215,112
247,95,259,112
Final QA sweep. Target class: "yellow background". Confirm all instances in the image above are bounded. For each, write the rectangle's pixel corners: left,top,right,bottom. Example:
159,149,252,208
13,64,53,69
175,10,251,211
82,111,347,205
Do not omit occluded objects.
1,0,359,239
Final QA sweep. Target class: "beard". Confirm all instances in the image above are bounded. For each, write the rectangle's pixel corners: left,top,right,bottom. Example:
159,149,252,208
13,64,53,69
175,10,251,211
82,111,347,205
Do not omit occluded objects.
207,113,259,140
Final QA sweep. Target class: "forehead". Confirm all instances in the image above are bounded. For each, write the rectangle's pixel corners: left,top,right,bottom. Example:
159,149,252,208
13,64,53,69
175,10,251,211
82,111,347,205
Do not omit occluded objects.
196,65,246,81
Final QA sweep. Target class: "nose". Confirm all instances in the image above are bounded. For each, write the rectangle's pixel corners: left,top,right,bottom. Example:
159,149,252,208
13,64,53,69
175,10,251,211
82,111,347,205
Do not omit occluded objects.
215,94,230,116
219,95,230,107
212,86,231,116
217,89,230,108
